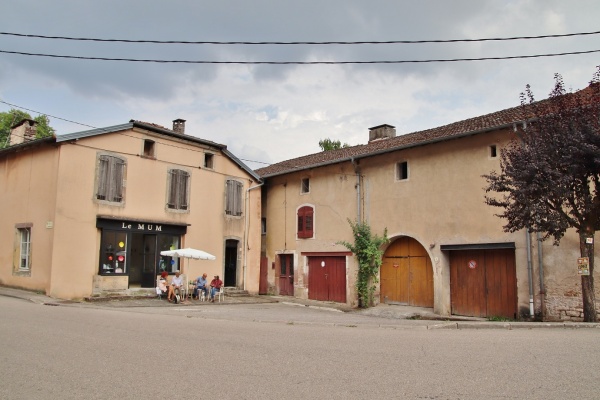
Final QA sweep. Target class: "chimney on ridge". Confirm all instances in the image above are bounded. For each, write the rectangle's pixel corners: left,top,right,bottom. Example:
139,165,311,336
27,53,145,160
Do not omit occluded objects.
368,124,396,143
9,119,38,146
172,119,186,134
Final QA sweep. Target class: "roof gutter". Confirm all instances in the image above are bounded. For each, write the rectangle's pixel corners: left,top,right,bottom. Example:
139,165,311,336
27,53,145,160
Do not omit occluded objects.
259,120,527,179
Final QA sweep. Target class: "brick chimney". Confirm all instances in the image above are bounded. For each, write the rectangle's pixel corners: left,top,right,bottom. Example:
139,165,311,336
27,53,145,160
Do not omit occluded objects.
368,124,396,142
172,119,186,134
9,119,38,146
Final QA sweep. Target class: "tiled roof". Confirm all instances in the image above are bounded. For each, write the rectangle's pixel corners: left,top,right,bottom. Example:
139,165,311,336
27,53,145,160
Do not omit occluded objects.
255,85,598,178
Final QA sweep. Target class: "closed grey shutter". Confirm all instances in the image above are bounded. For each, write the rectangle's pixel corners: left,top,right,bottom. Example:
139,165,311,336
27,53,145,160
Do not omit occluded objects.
234,180,243,216
97,156,109,200
111,158,125,202
179,170,189,210
167,169,177,208
168,169,189,210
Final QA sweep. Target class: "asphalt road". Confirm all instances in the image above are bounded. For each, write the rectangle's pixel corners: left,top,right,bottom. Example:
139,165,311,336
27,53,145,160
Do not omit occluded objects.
1,296,599,400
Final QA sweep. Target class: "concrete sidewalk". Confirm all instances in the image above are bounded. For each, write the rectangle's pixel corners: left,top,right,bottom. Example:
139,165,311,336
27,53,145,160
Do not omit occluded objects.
1,285,599,330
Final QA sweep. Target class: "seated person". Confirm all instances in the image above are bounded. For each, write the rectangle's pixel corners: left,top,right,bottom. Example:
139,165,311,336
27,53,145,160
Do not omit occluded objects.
193,273,208,299
157,271,169,296
209,275,223,302
168,270,184,302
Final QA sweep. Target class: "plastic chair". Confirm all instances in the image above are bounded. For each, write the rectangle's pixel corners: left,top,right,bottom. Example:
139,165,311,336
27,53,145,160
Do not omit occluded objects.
156,276,168,299
212,287,224,302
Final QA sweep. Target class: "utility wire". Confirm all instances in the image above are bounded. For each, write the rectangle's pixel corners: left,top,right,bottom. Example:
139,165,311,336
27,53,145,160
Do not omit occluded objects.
0,99,272,166
1,48,598,64
2,30,599,45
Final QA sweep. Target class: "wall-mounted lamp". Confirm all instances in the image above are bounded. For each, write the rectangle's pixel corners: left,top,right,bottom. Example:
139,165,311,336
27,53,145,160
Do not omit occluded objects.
321,261,325,267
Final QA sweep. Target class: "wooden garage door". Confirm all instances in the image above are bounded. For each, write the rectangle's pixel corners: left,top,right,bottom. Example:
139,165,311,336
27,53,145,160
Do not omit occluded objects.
380,237,434,307
450,249,517,319
308,256,346,303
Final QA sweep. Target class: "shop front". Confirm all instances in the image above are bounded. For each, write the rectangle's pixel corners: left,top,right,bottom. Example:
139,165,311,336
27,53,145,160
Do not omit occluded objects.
96,217,188,288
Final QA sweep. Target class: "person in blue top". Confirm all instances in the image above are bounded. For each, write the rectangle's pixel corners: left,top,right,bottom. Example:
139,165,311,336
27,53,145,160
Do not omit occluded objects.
193,273,208,300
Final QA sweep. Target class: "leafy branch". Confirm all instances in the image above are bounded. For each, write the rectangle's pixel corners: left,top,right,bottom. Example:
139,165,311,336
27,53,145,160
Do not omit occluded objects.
338,219,388,308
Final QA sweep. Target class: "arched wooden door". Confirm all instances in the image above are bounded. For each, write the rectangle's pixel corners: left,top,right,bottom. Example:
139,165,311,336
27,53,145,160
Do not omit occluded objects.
380,237,434,307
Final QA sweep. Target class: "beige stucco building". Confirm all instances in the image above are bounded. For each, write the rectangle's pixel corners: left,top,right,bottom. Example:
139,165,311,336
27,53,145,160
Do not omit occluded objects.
257,106,599,321
0,119,262,300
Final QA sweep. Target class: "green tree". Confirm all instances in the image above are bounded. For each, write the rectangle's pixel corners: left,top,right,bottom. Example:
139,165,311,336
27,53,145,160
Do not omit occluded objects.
0,109,56,148
338,219,389,308
484,70,600,322
318,138,349,151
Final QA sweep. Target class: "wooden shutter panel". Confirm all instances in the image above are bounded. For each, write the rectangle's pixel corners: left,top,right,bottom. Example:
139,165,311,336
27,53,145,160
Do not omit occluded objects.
97,156,109,200
179,171,189,210
297,206,314,238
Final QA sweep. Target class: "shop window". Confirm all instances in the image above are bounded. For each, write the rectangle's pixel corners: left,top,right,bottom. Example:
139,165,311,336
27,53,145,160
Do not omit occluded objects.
204,153,214,169
167,169,190,210
396,161,408,181
96,154,126,203
226,179,243,216
297,206,314,239
99,231,128,274
17,226,31,271
158,235,181,274
301,178,310,194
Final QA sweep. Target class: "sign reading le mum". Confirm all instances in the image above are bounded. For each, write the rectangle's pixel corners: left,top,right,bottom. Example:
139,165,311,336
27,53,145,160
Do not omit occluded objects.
121,222,162,231
96,218,188,235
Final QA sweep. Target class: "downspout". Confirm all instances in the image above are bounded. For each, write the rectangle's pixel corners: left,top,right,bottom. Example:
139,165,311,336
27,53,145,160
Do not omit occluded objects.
243,181,264,291
351,157,361,222
515,122,535,319
537,231,545,319
526,229,535,318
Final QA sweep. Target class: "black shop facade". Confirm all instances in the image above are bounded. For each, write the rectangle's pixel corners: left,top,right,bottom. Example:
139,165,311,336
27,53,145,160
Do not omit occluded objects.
96,217,189,288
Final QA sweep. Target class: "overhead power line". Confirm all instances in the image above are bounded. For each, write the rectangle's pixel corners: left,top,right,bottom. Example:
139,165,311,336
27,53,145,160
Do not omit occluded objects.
1,30,599,45
1,48,598,64
0,99,272,166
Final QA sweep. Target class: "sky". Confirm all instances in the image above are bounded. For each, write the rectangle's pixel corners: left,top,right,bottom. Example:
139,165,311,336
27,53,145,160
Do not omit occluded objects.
1,1,598,169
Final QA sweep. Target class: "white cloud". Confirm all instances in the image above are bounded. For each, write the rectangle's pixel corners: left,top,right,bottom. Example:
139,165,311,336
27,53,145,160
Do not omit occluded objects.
1,0,598,168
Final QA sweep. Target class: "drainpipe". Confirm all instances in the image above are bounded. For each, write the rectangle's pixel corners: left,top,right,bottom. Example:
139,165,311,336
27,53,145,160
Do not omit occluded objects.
536,231,545,319
243,181,264,291
526,229,534,318
516,123,535,319
351,157,361,222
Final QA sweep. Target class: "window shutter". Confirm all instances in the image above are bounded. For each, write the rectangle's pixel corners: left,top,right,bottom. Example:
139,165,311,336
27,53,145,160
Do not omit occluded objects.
297,206,314,238
167,169,177,208
97,155,109,200
226,180,243,216
97,155,124,202
112,158,125,202
167,169,189,210
179,171,189,210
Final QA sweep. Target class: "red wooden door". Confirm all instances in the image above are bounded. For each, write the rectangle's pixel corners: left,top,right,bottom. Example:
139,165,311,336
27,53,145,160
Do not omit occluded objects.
380,237,433,307
278,254,294,296
259,256,268,295
308,256,346,303
450,249,517,319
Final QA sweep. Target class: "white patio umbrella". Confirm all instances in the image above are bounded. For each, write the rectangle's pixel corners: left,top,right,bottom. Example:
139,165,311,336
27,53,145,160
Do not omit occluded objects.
160,248,216,274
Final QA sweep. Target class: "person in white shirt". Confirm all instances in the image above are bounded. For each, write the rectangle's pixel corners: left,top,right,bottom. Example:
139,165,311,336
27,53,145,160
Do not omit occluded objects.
168,270,184,303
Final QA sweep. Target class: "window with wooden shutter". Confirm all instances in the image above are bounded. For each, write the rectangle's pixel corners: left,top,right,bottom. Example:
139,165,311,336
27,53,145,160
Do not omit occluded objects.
167,169,190,210
225,180,243,216
96,155,126,203
297,206,314,238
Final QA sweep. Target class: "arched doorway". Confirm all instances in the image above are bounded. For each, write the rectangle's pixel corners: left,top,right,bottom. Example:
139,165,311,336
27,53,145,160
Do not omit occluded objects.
380,236,434,307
